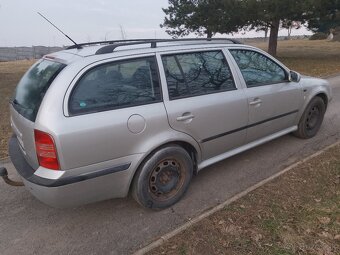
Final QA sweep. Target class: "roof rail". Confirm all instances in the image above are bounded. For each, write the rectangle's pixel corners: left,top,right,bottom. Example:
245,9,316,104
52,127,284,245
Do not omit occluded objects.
94,38,242,55
66,39,158,50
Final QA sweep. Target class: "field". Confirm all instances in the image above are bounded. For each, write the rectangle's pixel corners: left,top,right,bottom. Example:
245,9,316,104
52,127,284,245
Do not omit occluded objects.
1,40,340,158
251,39,340,77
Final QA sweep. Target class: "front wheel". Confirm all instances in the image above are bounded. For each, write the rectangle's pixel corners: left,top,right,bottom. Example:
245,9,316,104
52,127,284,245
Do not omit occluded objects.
131,145,193,209
294,97,326,139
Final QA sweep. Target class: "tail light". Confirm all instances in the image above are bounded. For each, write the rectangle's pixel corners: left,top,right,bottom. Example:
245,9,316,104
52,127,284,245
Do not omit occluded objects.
34,129,60,170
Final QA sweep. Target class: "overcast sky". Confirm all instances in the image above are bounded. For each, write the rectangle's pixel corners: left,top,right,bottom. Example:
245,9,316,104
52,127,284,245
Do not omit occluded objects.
0,0,312,47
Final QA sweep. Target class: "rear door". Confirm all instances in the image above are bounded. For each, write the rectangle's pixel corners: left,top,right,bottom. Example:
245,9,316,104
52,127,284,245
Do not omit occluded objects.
228,49,303,143
61,55,169,169
158,49,249,161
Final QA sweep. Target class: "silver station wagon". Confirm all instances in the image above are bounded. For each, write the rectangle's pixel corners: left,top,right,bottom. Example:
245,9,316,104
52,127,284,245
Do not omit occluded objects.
2,39,332,209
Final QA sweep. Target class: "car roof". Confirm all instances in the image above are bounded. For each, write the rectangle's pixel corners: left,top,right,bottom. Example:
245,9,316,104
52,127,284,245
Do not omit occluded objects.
44,38,257,65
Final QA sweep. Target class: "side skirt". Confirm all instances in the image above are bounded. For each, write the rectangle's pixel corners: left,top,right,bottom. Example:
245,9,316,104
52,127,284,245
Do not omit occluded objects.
197,126,298,171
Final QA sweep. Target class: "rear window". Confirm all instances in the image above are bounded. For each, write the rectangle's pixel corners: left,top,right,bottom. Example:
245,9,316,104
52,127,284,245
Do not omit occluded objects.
12,60,66,121
162,51,235,100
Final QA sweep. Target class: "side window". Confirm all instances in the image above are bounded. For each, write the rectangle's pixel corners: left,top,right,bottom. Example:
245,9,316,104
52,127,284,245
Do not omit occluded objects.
162,51,236,100
230,49,287,87
69,57,161,115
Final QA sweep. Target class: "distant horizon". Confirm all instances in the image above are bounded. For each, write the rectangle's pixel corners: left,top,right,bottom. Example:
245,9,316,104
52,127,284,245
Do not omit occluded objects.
0,34,313,48
0,0,312,47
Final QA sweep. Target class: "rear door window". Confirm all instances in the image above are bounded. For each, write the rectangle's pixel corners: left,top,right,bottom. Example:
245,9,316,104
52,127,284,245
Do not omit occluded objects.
69,56,161,115
12,60,66,122
162,51,235,100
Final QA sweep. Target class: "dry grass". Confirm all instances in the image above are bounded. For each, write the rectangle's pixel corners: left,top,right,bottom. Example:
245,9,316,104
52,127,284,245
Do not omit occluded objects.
148,145,340,255
0,60,36,158
251,39,340,77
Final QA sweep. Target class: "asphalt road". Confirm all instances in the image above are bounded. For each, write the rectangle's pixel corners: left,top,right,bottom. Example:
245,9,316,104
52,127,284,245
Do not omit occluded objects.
1,76,339,255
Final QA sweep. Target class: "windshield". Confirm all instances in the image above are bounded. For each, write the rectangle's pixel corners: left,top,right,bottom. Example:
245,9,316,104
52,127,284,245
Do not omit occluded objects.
12,59,66,121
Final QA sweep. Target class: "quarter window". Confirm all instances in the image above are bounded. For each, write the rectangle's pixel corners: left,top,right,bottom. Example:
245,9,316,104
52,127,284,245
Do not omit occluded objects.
69,57,161,115
162,51,236,100
230,49,287,87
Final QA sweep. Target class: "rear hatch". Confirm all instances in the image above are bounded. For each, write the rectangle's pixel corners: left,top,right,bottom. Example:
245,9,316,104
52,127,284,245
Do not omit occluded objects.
10,59,66,169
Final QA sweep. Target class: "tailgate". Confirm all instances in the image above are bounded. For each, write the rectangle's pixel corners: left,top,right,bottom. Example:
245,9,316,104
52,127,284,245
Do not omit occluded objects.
10,105,39,170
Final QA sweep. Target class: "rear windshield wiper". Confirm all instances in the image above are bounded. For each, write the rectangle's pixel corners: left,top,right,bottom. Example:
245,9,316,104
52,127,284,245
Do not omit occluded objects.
10,98,18,105
10,99,29,110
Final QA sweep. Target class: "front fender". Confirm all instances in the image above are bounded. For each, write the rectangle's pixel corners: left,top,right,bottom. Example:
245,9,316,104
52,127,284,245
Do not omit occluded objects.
297,77,331,121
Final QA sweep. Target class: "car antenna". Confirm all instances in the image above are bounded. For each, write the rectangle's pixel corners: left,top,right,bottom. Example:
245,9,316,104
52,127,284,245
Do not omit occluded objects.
37,12,82,49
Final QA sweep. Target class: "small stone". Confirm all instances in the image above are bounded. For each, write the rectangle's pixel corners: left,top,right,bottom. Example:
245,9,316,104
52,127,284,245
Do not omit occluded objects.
334,235,340,240
314,198,322,203
318,217,331,225
318,231,333,239
321,208,332,213
218,220,225,225
283,225,294,232
240,204,246,209
251,232,263,242
225,224,237,234
225,224,241,235
335,175,340,184
305,228,312,234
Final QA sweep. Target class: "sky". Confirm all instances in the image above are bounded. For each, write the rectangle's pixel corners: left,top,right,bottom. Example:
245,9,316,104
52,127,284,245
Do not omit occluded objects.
0,0,312,47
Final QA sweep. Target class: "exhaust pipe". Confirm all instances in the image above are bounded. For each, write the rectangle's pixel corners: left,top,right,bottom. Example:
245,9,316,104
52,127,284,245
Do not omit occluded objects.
0,167,24,187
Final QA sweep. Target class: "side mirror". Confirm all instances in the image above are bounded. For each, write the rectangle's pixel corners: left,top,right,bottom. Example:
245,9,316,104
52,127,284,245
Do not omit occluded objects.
289,70,301,83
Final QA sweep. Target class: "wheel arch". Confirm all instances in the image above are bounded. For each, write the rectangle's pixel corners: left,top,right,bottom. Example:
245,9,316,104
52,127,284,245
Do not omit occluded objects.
298,88,329,122
315,92,329,109
128,139,200,195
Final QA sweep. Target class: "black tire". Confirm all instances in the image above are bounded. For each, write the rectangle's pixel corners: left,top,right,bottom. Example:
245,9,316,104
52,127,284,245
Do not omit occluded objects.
131,145,193,209
294,97,326,139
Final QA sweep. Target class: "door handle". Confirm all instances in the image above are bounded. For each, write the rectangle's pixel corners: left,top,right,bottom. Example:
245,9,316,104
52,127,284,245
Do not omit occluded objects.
176,114,195,121
249,98,262,106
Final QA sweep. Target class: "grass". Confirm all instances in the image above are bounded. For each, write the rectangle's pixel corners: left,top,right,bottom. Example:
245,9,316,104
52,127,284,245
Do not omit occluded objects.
251,39,340,77
148,144,340,255
0,40,340,158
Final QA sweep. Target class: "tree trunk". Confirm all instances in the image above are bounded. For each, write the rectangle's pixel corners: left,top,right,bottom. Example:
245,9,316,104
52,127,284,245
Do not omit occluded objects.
207,30,213,38
268,19,280,57
288,26,292,40
264,27,269,40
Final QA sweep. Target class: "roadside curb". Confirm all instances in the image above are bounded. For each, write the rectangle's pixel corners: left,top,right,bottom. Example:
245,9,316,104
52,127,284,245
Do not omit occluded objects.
323,72,340,79
133,140,340,255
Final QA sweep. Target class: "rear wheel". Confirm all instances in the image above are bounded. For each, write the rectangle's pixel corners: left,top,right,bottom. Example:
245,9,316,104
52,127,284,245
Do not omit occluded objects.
132,145,193,209
294,97,326,139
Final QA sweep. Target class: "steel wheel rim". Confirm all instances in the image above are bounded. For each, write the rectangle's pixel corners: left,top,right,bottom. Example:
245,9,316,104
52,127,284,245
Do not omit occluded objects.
306,106,321,131
149,158,186,201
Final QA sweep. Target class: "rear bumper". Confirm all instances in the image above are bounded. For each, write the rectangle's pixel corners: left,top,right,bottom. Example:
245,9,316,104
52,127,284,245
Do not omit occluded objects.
9,135,141,207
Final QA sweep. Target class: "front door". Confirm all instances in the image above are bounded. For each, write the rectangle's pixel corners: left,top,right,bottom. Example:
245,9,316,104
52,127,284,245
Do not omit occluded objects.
229,49,303,142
